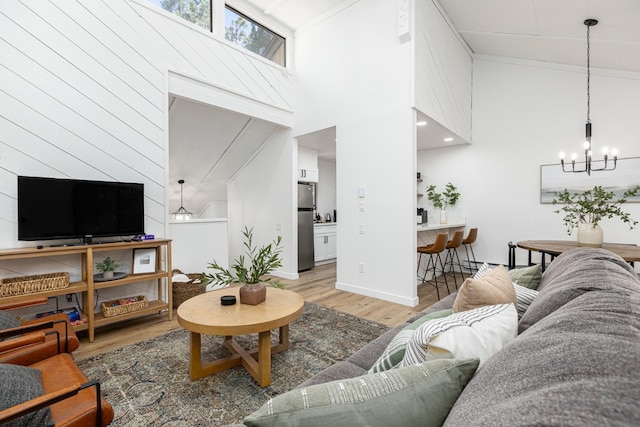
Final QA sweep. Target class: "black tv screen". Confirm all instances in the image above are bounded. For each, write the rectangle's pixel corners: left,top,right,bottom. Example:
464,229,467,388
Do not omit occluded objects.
18,176,145,242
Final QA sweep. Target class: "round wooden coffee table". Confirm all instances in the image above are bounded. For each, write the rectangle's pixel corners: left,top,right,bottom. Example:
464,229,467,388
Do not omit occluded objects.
177,286,304,386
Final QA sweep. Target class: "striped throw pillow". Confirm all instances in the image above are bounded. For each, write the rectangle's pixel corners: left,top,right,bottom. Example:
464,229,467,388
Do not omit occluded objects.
513,283,538,319
368,309,453,374
400,303,517,369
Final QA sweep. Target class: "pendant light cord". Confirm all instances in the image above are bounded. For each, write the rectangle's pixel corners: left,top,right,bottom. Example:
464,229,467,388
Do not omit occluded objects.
586,23,591,124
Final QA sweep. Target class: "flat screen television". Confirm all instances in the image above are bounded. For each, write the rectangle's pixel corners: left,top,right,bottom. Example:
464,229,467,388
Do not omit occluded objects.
18,176,145,243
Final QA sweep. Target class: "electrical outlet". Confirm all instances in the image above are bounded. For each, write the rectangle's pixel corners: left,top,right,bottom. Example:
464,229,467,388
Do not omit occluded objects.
66,294,73,302
359,224,365,234
359,201,365,212
359,262,365,273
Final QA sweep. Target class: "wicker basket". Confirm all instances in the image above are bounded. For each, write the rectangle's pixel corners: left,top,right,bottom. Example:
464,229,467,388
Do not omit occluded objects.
0,272,69,297
172,272,206,308
100,295,148,318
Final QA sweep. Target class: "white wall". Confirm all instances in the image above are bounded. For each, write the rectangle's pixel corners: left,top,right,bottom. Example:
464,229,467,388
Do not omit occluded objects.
414,0,472,142
0,0,294,312
419,56,640,270
316,159,336,220
294,0,417,305
168,219,228,274
227,129,297,279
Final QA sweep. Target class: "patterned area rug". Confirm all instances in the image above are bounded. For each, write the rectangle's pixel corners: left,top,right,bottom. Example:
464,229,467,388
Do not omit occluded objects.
77,302,389,426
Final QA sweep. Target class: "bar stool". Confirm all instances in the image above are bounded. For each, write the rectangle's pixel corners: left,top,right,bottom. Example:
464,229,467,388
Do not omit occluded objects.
444,230,465,289
417,233,450,300
462,228,478,274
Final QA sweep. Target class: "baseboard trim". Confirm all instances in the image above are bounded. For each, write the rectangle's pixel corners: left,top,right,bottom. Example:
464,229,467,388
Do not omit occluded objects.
335,281,419,307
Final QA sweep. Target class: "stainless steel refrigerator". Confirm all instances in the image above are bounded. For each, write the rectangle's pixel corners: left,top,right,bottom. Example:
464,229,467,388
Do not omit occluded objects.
298,183,315,271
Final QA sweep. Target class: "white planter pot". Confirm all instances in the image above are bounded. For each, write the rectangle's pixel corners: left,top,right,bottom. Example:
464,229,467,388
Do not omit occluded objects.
102,270,114,279
440,209,447,224
577,223,603,247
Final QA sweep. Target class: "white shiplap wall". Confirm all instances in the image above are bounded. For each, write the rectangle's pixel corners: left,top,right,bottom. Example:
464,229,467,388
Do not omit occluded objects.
414,0,472,142
0,0,293,309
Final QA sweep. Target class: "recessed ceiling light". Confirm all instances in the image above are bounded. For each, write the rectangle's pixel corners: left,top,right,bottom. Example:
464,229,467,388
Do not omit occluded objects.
416,121,427,126
444,137,454,142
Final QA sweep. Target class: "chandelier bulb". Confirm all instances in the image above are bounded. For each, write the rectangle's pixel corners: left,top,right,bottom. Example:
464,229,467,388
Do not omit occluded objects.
611,148,618,157
571,153,577,161
558,152,565,160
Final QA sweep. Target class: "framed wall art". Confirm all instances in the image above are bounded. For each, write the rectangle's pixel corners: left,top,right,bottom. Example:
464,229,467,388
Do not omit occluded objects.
540,157,640,204
132,248,157,274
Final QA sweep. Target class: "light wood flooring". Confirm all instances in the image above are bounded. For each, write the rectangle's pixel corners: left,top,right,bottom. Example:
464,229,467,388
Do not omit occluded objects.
74,263,465,361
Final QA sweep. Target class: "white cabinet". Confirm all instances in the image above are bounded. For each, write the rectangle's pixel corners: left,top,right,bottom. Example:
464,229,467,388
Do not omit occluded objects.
314,224,337,264
298,147,319,183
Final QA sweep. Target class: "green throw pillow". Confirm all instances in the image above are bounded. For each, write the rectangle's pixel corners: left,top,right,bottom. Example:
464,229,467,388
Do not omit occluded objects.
244,358,479,427
507,264,542,289
369,309,453,373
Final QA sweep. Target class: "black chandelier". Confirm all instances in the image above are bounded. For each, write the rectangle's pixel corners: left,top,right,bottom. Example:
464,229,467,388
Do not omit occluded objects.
171,179,193,221
559,19,617,175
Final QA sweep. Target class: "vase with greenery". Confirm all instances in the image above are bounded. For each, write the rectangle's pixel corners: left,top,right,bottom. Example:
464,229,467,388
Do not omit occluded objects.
95,257,120,279
426,182,460,224
552,185,640,247
203,226,284,305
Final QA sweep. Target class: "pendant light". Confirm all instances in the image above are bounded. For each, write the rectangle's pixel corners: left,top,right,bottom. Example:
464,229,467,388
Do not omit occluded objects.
558,19,618,175
171,179,193,221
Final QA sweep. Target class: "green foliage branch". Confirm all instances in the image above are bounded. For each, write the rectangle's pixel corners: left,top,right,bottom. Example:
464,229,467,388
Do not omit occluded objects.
204,227,284,289
426,182,460,210
552,185,640,234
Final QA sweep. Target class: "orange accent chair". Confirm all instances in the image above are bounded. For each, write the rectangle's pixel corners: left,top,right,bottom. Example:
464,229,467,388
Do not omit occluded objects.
0,299,80,365
0,308,114,426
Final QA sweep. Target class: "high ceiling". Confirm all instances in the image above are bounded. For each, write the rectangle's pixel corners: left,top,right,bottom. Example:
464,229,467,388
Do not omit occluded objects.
240,0,640,73
238,0,640,150
437,0,640,73
171,0,640,215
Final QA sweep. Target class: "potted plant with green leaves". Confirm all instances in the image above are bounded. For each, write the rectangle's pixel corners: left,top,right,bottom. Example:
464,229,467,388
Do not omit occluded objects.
203,226,284,305
426,182,460,224
95,257,120,280
552,185,640,247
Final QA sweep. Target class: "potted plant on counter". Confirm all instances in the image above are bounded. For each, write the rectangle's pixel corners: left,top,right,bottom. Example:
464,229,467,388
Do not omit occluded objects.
426,182,460,224
203,226,284,305
552,185,640,247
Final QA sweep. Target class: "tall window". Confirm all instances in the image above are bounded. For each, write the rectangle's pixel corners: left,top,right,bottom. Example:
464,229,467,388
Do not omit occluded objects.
146,1,286,67
148,0,211,31
225,6,286,66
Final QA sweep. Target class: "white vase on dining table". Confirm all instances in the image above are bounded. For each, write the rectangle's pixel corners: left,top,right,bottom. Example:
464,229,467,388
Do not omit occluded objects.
576,223,603,248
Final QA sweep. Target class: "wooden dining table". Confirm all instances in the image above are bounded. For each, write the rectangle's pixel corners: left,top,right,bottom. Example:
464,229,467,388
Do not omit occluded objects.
516,240,640,271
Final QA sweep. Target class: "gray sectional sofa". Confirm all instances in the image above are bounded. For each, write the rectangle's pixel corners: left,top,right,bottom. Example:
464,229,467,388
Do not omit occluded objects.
243,248,640,426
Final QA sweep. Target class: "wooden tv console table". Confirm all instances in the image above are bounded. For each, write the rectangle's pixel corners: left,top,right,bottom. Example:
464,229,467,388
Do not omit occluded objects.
0,239,172,342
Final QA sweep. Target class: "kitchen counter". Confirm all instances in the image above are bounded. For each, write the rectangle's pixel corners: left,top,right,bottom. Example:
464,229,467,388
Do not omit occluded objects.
416,221,465,231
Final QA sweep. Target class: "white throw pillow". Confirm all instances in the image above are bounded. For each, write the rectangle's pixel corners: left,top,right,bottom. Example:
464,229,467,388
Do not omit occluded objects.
400,303,517,369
